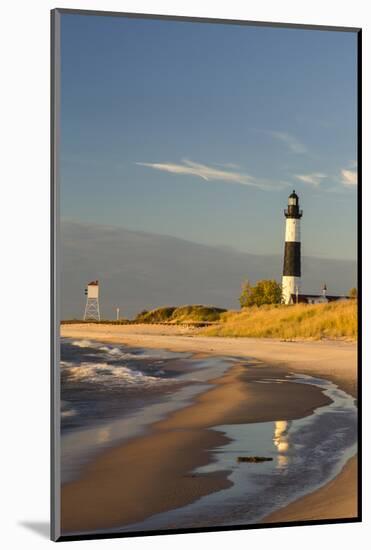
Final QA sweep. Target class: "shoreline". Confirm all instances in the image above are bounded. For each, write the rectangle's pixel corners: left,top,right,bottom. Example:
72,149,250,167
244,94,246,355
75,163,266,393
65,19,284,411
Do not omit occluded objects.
264,455,357,523
61,324,358,532
61,324,357,395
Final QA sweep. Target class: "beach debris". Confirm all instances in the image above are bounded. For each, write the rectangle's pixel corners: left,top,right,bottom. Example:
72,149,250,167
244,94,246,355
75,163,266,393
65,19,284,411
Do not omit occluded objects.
237,456,273,463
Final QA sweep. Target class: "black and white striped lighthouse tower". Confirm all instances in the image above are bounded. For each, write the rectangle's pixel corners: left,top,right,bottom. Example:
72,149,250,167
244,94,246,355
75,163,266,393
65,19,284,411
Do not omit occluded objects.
282,191,303,304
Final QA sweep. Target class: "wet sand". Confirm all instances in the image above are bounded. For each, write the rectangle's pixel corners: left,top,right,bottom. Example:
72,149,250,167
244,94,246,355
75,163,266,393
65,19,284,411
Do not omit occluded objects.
61,324,358,532
264,455,358,523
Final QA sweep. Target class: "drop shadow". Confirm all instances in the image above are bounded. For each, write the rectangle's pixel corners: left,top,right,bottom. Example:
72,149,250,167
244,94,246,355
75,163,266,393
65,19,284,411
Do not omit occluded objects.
19,521,50,539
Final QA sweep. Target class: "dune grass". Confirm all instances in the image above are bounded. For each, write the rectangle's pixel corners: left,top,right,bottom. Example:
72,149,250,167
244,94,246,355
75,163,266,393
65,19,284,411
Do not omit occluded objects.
135,305,227,324
202,300,357,340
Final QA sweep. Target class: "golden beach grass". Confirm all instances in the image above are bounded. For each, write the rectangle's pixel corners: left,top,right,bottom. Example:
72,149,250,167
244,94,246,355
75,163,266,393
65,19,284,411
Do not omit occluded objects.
202,300,357,340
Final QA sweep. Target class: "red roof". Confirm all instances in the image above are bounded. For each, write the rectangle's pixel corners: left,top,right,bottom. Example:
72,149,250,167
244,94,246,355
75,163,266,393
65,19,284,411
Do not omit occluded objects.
88,280,99,286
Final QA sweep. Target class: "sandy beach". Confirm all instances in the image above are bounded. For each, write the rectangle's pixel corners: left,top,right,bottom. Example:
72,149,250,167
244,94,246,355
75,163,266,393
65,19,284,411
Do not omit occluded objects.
61,324,358,533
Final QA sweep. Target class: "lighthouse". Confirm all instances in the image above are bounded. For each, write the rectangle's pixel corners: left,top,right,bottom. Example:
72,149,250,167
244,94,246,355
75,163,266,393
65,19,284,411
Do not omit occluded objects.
282,191,303,304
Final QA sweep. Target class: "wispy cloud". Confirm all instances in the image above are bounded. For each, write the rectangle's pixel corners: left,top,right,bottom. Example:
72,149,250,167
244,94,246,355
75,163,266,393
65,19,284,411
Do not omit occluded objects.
294,173,327,186
136,159,285,191
294,162,357,191
214,162,241,169
341,169,357,186
269,131,307,154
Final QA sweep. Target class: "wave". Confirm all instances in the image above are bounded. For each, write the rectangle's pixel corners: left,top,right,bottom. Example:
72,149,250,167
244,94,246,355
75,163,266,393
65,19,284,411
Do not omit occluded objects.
61,399,77,418
71,339,95,348
71,340,125,355
96,346,154,360
61,360,167,387
69,339,156,361
61,409,77,418
97,345,123,356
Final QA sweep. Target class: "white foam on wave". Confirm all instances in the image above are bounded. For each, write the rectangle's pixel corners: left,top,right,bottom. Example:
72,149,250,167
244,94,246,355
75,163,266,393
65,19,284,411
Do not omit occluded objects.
97,346,152,360
61,399,77,418
98,345,122,355
71,339,95,348
62,361,165,387
61,409,77,418
70,340,155,361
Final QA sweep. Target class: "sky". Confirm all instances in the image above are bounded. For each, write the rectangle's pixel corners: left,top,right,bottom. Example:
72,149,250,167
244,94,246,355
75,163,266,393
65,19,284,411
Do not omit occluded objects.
60,13,358,261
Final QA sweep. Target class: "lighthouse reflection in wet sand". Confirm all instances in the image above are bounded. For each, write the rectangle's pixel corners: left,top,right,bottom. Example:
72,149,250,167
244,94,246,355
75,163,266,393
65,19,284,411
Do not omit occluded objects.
282,191,303,304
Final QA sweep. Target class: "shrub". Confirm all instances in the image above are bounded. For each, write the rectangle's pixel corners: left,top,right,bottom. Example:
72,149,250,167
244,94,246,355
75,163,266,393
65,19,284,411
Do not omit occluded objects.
239,279,282,308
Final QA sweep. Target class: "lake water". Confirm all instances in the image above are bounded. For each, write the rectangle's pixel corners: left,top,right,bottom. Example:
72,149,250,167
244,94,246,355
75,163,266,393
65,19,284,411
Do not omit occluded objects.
60,338,357,531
